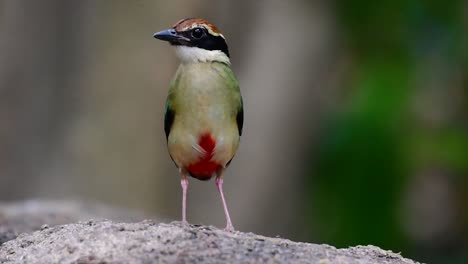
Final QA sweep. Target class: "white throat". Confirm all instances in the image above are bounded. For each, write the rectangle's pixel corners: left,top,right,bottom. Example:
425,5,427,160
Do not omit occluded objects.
175,46,230,65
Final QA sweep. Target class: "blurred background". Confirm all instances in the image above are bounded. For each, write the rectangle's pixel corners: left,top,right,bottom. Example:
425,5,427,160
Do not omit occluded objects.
0,0,466,263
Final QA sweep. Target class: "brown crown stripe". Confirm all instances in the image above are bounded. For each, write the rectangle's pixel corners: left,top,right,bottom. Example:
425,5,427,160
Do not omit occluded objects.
172,18,224,39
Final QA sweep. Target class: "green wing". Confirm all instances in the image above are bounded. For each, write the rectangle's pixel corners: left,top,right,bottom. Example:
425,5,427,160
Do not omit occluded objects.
164,67,182,140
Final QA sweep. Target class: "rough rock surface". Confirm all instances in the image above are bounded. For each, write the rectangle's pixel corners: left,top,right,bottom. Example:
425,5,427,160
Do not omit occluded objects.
0,220,422,264
0,200,148,244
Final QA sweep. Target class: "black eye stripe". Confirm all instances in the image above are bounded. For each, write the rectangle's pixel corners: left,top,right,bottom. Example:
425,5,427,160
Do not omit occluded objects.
175,28,230,58
197,35,230,57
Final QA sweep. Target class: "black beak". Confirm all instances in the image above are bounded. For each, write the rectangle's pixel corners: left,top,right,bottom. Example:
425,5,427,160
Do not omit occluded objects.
153,28,189,44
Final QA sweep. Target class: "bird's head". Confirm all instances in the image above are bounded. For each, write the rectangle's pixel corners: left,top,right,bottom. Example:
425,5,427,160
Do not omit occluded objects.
153,18,230,64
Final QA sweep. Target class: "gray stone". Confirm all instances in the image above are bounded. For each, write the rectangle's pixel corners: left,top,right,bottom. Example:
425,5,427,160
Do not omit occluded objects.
0,220,422,264
0,200,149,244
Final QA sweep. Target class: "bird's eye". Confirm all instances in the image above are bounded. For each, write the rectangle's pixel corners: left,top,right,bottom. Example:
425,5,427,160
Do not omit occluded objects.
191,28,204,39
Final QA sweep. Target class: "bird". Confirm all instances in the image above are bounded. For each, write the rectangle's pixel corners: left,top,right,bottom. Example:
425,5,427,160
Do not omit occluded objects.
153,18,243,231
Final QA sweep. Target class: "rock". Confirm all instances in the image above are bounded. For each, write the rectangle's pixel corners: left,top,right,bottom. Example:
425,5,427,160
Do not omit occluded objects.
0,200,149,244
0,220,422,264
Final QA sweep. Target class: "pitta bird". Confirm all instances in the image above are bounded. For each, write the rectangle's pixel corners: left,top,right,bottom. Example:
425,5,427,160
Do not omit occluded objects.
154,18,243,231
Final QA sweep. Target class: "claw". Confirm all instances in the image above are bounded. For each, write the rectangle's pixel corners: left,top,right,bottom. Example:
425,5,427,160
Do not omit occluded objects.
224,223,235,232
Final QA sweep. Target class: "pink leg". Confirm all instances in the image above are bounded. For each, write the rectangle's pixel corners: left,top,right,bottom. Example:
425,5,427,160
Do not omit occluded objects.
215,172,234,231
180,172,188,224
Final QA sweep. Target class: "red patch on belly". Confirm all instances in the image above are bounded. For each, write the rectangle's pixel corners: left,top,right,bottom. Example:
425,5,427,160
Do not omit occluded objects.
187,133,219,180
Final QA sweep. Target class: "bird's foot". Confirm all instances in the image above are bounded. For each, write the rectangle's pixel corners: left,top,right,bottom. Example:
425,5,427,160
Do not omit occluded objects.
224,223,235,232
